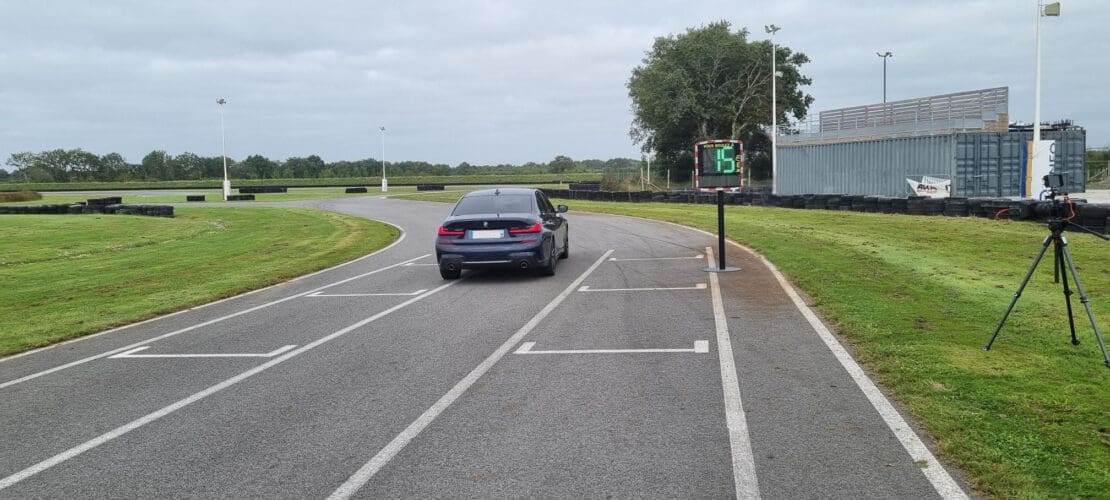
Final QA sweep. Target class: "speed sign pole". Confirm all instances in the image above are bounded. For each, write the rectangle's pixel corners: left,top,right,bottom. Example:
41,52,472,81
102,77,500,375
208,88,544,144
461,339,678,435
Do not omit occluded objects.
695,139,743,273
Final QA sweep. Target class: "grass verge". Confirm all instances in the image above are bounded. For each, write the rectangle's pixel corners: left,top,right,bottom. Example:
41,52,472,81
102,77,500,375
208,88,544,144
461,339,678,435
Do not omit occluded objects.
0,207,398,356
411,188,1109,497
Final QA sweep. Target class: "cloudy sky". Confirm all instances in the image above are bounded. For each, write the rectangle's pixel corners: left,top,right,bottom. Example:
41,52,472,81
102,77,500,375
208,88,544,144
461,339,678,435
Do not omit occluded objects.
1,0,1105,169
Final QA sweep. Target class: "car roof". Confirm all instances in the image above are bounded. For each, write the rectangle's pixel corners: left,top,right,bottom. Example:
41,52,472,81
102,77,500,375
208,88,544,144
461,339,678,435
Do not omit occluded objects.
461,187,538,197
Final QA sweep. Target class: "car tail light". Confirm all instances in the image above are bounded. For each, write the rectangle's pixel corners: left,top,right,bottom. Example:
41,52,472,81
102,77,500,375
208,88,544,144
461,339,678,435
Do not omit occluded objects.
508,222,541,234
438,226,464,236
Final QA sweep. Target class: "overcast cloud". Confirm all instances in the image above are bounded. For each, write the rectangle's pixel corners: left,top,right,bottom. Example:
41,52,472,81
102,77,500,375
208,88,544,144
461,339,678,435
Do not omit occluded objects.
1,0,1105,168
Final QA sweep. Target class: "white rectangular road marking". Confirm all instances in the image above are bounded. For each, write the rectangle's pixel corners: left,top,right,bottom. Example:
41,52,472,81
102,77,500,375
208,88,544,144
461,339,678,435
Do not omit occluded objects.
0,281,461,492
307,289,427,297
608,255,704,262
706,247,761,499
108,345,297,359
514,340,709,355
327,249,616,500
578,283,706,292
0,254,430,390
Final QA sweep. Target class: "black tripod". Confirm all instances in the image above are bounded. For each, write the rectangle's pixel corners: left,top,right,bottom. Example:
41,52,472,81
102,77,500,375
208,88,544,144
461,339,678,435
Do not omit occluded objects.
984,215,1110,368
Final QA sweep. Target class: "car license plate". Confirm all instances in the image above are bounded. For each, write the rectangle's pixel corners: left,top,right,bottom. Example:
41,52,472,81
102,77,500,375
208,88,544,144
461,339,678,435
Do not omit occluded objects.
470,229,504,239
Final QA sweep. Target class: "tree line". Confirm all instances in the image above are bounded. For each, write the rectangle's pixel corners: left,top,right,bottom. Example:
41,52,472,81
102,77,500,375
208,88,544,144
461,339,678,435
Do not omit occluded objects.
0,150,638,184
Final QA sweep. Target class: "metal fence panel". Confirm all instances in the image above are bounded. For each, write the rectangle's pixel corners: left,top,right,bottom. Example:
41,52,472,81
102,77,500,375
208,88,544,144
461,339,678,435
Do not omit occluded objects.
779,129,1086,197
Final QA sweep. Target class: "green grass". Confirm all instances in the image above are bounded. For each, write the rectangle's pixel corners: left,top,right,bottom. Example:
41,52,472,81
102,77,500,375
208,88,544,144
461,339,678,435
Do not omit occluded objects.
556,200,1110,498
0,207,398,355
414,188,1110,497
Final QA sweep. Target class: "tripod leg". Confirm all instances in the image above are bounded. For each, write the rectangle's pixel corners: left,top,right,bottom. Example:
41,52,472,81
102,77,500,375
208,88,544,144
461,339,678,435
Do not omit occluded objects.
985,236,1053,351
1059,243,1110,369
1055,241,1080,346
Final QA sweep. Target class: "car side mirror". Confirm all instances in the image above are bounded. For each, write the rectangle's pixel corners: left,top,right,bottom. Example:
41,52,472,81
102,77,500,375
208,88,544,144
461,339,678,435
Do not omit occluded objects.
557,204,569,213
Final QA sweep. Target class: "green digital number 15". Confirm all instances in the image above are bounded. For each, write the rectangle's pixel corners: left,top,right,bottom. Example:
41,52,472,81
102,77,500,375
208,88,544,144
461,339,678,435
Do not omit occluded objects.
716,147,736,174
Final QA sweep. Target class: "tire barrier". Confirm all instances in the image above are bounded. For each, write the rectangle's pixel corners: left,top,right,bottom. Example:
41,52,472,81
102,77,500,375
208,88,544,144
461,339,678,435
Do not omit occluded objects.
186,195,205,202
87,196,123,206
344,187,368,193
238,186,287,193
537,188,1110,234
226,194,255,201
0,203,173,217
416,184,446,191
567,181,601,191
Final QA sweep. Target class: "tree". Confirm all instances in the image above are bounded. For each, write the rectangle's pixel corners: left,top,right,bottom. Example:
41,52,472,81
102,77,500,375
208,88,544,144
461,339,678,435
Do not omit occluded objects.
240,154,276,179
548,156,576,174
627,21,813,180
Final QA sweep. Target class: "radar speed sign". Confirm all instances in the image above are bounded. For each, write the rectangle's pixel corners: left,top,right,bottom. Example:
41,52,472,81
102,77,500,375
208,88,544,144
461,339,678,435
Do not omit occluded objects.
695,140,744,189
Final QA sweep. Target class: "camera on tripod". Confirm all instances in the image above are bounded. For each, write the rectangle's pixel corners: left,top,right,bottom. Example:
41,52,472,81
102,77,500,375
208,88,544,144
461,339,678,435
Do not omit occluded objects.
1043,173,1066,200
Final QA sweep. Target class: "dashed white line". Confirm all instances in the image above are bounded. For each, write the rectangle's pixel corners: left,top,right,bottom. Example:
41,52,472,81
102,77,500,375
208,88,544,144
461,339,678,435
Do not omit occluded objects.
326,249,616,500
109,345,297,359
608,255,704,261
0,254,430,390
308,289,427,297
578,283,706,292
0,281,460,491
514,340,709,355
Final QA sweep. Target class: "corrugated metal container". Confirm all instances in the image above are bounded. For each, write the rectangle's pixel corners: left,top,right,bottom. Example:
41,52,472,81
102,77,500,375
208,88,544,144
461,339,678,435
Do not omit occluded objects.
778,129,1086,197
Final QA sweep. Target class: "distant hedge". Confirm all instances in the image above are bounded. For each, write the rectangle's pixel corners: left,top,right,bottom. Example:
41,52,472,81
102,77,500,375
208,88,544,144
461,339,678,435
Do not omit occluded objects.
0,174,602,192
0,191,42,203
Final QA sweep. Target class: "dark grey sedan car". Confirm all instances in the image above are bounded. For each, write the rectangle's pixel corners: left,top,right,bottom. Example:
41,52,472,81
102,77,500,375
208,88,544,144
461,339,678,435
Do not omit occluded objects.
435,188,568,279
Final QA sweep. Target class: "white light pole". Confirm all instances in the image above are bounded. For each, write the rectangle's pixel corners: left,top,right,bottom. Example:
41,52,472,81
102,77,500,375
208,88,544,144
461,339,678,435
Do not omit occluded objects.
379,126,387,192
876,51,893,103
217,98,230,200
1033,1,1061,175
765,24,780,194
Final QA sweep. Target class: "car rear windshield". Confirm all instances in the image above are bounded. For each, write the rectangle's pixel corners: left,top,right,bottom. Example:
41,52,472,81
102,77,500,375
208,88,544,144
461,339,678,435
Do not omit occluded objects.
452,194,534,215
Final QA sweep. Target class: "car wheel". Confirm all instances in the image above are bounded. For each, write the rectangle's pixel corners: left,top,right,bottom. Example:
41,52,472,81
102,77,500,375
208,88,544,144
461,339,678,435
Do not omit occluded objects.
559,234,569,259
540,241,557,276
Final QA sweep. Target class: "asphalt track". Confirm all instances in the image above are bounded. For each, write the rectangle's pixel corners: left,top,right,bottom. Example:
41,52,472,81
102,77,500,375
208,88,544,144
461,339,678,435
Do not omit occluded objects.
0,195,970,499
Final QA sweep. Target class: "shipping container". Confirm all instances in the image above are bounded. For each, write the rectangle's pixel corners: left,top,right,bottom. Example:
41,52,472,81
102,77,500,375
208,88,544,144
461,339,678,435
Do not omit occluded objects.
777,129,1085,197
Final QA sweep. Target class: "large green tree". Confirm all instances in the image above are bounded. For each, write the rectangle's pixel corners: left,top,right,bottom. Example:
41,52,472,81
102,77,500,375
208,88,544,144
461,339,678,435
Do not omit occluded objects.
627,21,813,180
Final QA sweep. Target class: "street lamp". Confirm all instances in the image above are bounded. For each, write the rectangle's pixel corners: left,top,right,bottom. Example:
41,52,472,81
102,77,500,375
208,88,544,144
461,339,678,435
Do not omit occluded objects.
217,98,230,201
379,126,387,192
1033,0,1061,180
765,24,780,195
876,51,893,103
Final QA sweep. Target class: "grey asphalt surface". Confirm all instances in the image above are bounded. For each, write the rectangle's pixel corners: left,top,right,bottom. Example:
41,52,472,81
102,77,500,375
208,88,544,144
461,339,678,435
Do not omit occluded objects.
0,195,966,498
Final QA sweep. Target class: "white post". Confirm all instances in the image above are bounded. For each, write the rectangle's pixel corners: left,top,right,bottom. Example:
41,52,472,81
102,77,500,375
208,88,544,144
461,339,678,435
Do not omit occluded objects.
1032,0,1044,179
217,98,230,201
647,154,651,185
380,126,387,192
1032,1,1061,196
765,25,781,195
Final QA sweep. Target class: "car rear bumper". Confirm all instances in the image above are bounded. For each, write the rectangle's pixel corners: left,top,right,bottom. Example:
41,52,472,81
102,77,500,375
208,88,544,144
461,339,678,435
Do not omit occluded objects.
436,240,548,271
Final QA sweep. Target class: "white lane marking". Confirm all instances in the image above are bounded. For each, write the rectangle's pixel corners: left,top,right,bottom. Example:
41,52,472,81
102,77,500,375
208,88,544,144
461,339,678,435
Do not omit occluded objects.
327,249,616,500
620,213,967,499
307,289,427,297
0,281,460,491
514,340,709,355
0,254,430,390
108,345,297,359
608,255,704,261
0,223,409,365
706,246,761,500
577,283,706,292
739,244,969,499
